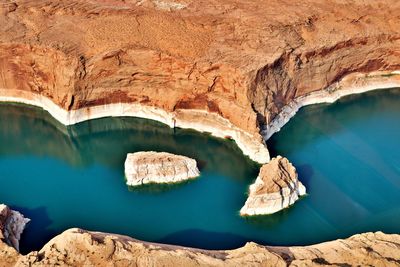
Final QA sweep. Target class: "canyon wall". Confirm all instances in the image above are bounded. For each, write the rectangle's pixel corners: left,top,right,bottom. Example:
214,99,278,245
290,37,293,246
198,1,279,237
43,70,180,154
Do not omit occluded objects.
1,1,400,265
2,0,400,158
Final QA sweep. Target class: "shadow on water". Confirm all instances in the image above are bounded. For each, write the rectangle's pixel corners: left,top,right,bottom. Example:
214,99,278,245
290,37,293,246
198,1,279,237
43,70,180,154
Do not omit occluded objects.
156,229,264,250
0,103,259,182
10,205,57,255
127,178,201,194
267,88,400,157
296,164,314,189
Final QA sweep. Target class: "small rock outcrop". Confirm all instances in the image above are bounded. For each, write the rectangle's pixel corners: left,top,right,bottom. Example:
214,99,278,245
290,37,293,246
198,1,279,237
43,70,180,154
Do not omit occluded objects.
124,151,200,186
240,156,306,216
0,204,30,252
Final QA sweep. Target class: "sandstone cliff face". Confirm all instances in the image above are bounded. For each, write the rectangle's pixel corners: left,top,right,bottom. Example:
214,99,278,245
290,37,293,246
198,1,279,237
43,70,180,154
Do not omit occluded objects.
240,156,306,216
0,228,395,266
124,151,200,186
2,0,400,145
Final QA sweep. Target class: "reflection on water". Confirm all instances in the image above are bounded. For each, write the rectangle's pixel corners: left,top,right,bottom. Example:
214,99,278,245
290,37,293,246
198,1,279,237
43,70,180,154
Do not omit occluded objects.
1,103,257,179
1,88,400,254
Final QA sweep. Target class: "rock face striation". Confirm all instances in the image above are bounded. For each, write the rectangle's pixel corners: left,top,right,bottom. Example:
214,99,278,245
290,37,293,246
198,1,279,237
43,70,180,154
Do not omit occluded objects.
240,156,306,216
124,151,200,186
0,204,30,252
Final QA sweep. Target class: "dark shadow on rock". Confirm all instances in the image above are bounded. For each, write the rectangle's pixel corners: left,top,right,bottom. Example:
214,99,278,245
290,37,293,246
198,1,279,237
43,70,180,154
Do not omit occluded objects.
10,205,58,255
156,229,263,250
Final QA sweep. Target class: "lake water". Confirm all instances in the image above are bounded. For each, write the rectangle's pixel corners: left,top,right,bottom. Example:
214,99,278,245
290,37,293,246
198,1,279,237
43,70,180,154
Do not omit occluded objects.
1,88,399,254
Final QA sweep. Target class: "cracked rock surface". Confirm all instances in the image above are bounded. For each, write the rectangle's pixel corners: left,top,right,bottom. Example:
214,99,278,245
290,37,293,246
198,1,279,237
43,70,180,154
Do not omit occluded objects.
124,151,200,186
240,156,306,216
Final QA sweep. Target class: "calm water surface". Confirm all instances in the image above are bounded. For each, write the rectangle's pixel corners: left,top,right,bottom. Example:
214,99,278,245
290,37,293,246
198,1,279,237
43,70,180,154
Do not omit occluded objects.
0,88,400,254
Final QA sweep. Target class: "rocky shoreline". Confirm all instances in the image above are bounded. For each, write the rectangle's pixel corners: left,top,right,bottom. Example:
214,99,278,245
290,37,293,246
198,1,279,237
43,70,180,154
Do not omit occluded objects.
0,204,399,266
0,89,269,164
1,71,399,165
1,54,400,267
2,0,400,264
0,213,398,266
262,72,400,140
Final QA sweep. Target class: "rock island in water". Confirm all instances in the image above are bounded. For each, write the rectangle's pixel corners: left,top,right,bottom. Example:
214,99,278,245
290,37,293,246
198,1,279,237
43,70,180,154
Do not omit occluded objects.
124,151,200,186
240,156,306,216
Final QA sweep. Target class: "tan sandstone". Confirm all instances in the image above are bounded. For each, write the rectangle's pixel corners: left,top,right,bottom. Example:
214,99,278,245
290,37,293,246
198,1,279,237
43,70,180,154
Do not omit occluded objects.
0,228,395,266
124,151,200,186
240,156,306,216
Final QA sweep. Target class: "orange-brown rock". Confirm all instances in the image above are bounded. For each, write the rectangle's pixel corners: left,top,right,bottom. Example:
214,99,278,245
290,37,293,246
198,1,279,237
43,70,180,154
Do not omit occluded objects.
2,0,400,146
2,1,400,265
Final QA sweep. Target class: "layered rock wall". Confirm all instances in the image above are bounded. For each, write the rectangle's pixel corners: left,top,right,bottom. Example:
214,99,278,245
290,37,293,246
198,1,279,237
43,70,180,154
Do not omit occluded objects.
2,0,400,162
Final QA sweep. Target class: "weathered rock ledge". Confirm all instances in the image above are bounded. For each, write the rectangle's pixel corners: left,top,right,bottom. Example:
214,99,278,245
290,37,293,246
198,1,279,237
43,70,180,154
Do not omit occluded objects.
0,205,30,252
2,0,400,164
0,207,398,266
1,228,398,266
124,151,200,186
240,156,306,216
262,72,400,139
0,89,270,164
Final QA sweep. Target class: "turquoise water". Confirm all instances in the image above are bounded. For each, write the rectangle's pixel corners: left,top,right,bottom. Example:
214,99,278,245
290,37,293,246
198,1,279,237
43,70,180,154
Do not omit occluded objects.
0,88,400,254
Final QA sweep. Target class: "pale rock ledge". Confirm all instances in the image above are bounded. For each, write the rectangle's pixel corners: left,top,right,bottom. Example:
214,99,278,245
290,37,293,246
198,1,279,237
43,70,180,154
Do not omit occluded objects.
124,151,200,186
0,204,30,252
240,156,306,216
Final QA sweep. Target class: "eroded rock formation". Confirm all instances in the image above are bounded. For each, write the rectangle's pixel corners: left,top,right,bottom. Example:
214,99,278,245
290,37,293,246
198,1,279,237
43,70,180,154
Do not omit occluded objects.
0,207,398,266
124,151,200,186
240,156,306,216
0,204,30,252
0,228,395,266
1,0,400,265
2,0,400,162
